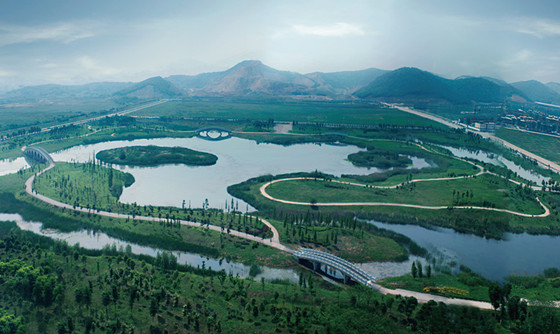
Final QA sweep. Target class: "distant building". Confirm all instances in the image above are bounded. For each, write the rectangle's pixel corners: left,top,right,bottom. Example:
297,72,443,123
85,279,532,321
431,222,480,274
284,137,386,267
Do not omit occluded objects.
474,103,505,113
473,122,497,132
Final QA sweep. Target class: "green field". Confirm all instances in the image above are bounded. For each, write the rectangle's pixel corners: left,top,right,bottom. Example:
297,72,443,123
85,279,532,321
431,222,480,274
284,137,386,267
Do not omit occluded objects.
265,174,544,215
496,127,560,164
31,162,407,263
135,99,447,127
34,162,134,211
0,100,117,134
96,145,218,166
229,171,560,238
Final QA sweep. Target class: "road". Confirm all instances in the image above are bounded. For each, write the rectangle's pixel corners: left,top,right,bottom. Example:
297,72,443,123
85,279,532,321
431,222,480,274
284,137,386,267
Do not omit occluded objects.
0,99,170,145
483,132,560,175
382,103,462,129
41,99,171,131
385,102,560,175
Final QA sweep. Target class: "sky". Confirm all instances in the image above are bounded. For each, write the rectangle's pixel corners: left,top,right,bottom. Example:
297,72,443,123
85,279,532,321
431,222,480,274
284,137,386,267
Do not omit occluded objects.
0,0,559,90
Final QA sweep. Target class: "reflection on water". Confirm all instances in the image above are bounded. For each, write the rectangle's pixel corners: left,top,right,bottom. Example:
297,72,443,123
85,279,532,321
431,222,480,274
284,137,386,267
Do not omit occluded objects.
0,213,420,281
0,156,29,176
47,137,429,211
0,213,299,283
370,220,560,281
442,145,549,184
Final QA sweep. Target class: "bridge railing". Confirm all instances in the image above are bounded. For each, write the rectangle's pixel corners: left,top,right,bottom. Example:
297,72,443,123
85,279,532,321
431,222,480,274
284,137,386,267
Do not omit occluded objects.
24,147,54,164
298,255,370,285
296,248,375,282
294,248,376,286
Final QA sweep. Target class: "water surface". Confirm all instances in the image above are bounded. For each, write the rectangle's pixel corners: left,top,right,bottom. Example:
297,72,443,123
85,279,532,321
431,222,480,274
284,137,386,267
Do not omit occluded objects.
48,137,428,210
370,220,560,281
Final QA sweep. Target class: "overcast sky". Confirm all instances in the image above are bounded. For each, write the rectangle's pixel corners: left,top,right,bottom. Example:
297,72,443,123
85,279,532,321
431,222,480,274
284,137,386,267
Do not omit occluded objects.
1,0,559,89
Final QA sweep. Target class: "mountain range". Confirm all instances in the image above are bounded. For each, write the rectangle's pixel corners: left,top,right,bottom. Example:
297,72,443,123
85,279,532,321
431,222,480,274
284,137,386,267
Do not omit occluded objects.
2,60,560,106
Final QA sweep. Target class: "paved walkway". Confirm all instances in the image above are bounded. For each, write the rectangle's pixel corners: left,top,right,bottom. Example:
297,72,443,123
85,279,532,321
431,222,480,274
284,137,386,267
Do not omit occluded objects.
371,283,494,310
259,176,550,218
24,163,292,253
25,162,506,309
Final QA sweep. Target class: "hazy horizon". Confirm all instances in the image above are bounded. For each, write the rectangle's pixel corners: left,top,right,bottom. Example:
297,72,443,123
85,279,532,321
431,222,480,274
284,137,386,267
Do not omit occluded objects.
1,0,559,90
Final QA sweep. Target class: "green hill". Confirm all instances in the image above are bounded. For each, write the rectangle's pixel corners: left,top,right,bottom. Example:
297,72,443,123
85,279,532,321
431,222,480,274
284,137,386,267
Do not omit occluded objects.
355,67,527,104
113,76,184,99
512,80,560,104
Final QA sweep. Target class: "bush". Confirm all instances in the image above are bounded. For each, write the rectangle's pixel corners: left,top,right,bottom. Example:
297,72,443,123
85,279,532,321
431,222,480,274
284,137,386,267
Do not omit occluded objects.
507,275,545,289
544,267,560,279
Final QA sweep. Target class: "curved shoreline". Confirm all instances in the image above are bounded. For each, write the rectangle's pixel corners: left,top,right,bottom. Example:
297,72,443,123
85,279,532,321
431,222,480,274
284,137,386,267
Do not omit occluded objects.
24,162,498,309
25,162,290,252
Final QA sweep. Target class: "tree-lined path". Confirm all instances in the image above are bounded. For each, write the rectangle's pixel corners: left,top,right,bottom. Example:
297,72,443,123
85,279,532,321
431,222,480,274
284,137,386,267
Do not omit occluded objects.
22,162,502,309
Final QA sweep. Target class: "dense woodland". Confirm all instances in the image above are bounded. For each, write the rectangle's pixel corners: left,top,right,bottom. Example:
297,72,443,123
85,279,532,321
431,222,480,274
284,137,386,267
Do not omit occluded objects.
1,223,560,333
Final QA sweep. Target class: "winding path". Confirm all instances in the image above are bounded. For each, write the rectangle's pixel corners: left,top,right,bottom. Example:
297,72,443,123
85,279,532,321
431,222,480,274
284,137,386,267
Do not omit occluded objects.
25,162,498,309
24,163,291,253
259,176,550,218
15,102,557,310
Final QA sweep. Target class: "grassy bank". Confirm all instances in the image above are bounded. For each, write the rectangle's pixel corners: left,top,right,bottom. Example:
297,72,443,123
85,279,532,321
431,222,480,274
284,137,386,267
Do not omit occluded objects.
0,168,293,267
379,265,560,304
32,162,408,263
96,145,218,166
265,174,544,214
34,162,134,210
229,172,560,239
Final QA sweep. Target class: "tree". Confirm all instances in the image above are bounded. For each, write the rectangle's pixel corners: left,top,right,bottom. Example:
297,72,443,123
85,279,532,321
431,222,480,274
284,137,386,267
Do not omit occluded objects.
102,290,112,319
417,262,423,278
411,262,417,278
426,264,432,278
150,297,158,319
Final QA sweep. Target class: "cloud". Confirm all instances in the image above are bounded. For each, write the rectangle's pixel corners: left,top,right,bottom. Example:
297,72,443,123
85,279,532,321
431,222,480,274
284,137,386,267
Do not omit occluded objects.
0,69,12,77
0,21,97,46
292,22,364,37
76,56,121,77
510,19,560,39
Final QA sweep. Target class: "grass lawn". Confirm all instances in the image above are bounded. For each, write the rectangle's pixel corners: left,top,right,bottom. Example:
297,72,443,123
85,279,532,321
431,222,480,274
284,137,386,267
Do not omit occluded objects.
379,272,490,302
34,162,134,212
265,173,544,215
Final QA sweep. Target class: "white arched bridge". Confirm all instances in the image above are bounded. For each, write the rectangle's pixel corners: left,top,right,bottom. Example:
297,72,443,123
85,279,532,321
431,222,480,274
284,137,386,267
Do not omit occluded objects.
293,248,376,286
195,127,232,141
23,146,54,164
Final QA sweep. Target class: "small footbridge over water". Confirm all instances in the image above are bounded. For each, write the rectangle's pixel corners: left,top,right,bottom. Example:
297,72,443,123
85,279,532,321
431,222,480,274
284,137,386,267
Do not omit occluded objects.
294,248,376,286
195,127,232,141
23,146,54,164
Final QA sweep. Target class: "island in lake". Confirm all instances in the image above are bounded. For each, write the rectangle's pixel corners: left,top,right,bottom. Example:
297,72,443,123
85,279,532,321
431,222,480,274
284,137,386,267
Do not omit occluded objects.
96,145,218,166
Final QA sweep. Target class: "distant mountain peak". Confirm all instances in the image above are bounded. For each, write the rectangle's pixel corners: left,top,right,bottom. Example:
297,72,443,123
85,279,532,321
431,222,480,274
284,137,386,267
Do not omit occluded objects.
113,76,184,99
233,59,264,67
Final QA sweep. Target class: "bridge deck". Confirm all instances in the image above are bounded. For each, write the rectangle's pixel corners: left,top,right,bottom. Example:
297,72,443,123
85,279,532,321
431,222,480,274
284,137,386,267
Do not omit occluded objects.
24,146,54,164
195,126,232,134
294,248,376,286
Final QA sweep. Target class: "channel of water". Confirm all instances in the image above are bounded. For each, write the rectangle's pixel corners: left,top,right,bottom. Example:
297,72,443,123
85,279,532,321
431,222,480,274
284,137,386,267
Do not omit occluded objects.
1,137,556,281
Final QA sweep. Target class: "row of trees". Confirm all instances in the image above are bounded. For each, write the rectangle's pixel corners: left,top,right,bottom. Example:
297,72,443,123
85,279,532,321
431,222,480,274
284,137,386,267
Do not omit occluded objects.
410,261,431,279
